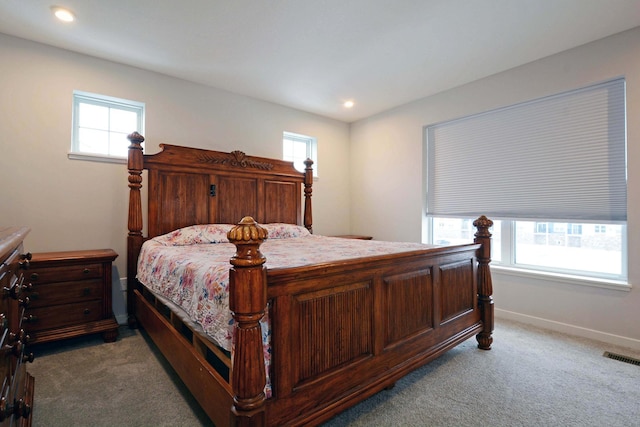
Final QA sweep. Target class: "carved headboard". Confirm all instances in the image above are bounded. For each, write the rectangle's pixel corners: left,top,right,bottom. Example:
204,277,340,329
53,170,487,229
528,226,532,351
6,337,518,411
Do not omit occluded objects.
127,132,313,239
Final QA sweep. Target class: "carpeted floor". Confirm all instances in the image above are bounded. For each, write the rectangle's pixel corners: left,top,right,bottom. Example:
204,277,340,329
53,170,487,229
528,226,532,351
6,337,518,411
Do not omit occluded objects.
29,319,640,426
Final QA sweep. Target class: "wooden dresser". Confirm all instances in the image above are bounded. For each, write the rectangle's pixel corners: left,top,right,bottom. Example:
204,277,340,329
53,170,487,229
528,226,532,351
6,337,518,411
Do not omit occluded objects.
23,249,119,344
0,227,35,427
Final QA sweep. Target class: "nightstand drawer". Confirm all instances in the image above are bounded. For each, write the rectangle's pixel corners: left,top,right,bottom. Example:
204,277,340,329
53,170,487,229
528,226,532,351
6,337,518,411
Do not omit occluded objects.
25,300,103,332
28,263,103,283
28,279,103,308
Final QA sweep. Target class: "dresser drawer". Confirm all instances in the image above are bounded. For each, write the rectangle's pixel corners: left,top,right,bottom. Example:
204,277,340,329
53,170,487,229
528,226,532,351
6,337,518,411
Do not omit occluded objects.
28,263,103,283
27,279,103,308
25,300,103,332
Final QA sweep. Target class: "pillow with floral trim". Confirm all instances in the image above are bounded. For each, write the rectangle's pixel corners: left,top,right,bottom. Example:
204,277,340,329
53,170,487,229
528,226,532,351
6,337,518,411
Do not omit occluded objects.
262,223,311,239
152,224,234,246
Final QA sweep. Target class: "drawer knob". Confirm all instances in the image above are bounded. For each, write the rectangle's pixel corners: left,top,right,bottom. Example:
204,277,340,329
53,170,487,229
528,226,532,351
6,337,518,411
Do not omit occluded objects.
83,268,91,274
0,396,30,421
9,330,27,344
22,352,35,363
8,341,24,358
23,314,38,323
0,396,11,421
84,308,91,315
13,398,31,419
18,253,31,270
4,284,21,300
30,272,39,281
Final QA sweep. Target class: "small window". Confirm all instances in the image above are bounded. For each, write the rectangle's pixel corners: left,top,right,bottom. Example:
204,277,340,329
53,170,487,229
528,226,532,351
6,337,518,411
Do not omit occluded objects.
70,91,145,162
283,131,317,177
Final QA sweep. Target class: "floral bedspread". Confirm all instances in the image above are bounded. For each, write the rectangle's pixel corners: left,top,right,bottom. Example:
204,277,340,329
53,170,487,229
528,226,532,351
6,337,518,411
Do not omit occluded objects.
137,223,435,395
137,223,433,352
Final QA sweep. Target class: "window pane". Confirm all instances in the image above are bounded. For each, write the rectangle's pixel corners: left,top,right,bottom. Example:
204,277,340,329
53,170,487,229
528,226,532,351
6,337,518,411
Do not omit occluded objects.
491,220,501,263
431,217,500,260
78,103,108,129
292,141,307,159
110,108,138,133
432,218,475,244
78,128,109,155
283,140,293,157
108,131,130,157
515,221,622,275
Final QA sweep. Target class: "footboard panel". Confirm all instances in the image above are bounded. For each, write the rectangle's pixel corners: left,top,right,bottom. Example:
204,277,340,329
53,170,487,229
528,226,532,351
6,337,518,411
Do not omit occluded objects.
265,246,481,426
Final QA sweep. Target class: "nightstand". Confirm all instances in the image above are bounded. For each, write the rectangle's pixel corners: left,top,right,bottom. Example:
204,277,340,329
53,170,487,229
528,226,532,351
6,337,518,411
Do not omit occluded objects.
24,249,119,344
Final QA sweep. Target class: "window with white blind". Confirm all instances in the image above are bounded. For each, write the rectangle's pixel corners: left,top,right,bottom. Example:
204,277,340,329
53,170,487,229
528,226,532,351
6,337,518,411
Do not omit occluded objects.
425,78,627,283
283,131,317,177
70,91,145,163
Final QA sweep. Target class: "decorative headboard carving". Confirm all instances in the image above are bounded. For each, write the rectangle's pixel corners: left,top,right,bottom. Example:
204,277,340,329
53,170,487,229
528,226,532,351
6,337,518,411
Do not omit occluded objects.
196,150,275,170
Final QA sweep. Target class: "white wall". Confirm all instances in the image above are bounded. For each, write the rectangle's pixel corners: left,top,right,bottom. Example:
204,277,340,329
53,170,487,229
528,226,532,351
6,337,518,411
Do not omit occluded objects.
350,27,640,350
0,34,351,277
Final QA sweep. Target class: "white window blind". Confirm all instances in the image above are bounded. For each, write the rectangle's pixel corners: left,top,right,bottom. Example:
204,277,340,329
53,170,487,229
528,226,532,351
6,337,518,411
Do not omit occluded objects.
426,78,627,222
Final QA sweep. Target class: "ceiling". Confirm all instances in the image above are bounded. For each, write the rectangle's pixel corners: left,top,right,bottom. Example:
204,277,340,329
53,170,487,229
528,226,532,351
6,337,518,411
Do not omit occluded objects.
1,1,640,123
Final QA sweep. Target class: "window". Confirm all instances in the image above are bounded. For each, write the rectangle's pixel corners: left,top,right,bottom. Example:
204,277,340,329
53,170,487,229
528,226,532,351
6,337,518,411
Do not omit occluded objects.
426,78,627,282
283,131,317,177
70,91,145,162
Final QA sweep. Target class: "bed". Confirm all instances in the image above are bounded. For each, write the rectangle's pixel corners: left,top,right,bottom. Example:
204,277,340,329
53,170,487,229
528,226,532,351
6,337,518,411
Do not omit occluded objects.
125,132,494,427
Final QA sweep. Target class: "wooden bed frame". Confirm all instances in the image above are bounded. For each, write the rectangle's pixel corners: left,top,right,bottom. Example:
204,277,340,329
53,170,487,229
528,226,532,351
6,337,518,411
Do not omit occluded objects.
126,132,494,427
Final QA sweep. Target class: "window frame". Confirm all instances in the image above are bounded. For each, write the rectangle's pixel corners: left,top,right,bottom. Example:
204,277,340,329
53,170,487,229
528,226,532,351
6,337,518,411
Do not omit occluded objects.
69,91,145,164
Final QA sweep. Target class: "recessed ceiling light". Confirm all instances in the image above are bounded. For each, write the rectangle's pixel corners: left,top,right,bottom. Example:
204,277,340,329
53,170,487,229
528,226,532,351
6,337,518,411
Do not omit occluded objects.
51,6,75,23
343,100,355,108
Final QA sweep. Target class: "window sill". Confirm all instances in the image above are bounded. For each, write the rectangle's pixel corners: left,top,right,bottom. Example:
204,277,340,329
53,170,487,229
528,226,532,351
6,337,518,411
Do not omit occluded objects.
491,265,631,292
68,152,127,164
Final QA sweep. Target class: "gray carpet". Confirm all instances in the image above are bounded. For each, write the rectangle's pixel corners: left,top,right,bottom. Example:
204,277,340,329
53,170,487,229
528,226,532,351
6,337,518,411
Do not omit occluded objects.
29,319,640,426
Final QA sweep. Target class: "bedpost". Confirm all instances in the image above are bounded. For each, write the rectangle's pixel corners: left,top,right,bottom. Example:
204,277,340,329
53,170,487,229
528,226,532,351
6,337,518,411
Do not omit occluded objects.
303,158,313,233
127,132,145,328
473,215,494,350
228,217,268,427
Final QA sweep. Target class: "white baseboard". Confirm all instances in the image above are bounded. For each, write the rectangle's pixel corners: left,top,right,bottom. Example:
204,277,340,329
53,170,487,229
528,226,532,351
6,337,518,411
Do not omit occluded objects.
496,308,640,351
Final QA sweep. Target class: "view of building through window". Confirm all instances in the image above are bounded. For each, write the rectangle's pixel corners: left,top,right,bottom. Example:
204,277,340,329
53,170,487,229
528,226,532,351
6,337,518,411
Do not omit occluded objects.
431,218,624,279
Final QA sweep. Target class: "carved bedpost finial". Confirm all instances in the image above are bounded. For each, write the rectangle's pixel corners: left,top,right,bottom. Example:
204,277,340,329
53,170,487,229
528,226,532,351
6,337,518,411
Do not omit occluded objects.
473,215,494,350
303,158,313,233
228,216,269,267
228,216,268,427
